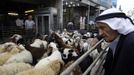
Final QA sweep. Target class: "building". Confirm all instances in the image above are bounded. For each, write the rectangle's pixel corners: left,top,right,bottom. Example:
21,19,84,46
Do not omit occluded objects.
0,0,112,40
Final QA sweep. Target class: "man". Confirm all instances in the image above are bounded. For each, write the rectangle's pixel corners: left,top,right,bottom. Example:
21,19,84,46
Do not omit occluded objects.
67,21,74,30
25,15,35,43
95,8,134,75
16,17,24,29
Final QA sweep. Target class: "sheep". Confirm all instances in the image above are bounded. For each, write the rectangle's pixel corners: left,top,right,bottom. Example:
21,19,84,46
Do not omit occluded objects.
7,34,25,45
30,39,42,48
9,34,23,44
6,49,33,64
80,42,90,54
42,40,48,49
34,50,63,68
35,42,64,68
72,31,81,39
0,46,22,65
49,32,73,48
101,41,109,50
59,45,82,75
30,39,48,49
60,29,71,39
16,42,63,75
65,38,74,46
0,63,33,75
42,35,48,40
60,48,78,64
0,44,5,53
83,32,92,39
24,44,47,65
16,60,63,75
89,49,99,60
0,42,17,53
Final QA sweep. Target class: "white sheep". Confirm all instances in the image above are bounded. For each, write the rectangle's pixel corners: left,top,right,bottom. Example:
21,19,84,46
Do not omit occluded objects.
89,49,99,60
81,42,90,53
30,39,47,49
35,42,64,68
16,42,63,75
10,34,22,43
0,63,33,75
30,39,42,48
6,50,33,64
42,40,48,49
0,45,22,65
0,42,17,53
0,44,5,53
62,48,78,60
16,60,63,75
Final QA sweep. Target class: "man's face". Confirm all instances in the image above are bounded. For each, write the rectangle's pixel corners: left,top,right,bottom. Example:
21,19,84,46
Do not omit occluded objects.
96,22,119,42
28,15,32,20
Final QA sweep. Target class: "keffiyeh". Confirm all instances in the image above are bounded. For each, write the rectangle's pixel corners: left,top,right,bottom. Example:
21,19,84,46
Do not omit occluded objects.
95,8,134,35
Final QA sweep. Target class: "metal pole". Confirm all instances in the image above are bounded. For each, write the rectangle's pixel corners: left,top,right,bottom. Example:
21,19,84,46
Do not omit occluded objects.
83,47,108,75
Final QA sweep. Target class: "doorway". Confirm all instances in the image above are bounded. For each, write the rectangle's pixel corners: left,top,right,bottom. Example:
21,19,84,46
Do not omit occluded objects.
35,14,50,35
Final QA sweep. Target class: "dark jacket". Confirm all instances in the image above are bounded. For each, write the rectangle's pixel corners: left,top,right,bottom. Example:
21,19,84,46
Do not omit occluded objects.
104,31,134,75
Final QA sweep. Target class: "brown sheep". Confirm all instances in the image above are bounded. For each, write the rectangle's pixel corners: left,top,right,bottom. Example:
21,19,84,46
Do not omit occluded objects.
24,45,47,65
50,32,73,48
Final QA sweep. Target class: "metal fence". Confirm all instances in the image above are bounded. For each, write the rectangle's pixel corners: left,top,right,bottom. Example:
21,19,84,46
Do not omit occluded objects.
60,39,109,75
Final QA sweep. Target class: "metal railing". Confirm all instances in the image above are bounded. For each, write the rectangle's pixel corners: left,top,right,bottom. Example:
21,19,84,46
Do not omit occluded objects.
60,39,109,75
83,47,108,75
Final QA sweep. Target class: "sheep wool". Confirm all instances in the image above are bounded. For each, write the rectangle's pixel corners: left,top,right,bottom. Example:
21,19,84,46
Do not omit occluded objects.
30,39,42,48
6,50,33,64
0,42,17,53
0,52,13,66
16,60,62,75
0,45,5,53
0,63,33,75
35,50,63,68
0,47,22,66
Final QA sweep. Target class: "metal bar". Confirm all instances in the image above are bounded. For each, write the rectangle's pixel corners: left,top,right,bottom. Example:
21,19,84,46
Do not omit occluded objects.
60,39,104,75
94,53,107,75
83,46,108,75
91,52,107,75
99,60,106,75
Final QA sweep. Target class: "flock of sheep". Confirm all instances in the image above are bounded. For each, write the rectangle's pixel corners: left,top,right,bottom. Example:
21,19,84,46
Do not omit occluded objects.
0,30,106,75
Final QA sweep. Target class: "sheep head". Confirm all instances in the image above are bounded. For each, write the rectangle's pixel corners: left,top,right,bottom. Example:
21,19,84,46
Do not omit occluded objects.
9,34,23,44
60,48,78,64
48,42,58,52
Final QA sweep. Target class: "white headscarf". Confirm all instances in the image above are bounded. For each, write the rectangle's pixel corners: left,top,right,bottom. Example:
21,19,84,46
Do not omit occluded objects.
96,8,134,35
